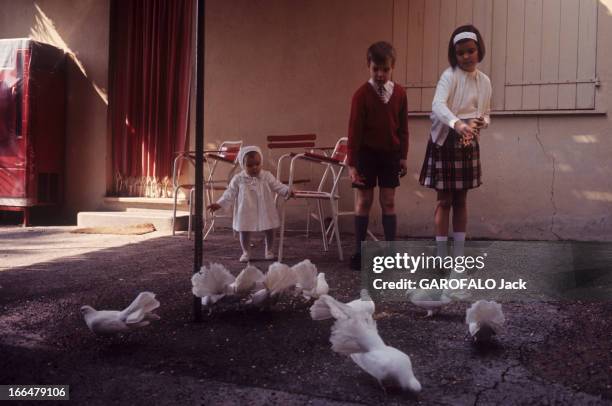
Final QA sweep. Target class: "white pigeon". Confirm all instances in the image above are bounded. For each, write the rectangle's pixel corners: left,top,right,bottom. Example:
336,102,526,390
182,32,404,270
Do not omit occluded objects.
81,292,160,336
406,288,452,317
405,280,470,317
228,264,265,296
310,289,374,320
292,259,318,297
291,259,329,299
465,300,505,343
313,294,421,393
192,263,236,306
248,262,296,307
313,272,330,298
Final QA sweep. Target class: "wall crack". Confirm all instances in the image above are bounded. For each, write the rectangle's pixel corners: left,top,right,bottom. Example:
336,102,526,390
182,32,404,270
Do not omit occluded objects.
534,118,562,240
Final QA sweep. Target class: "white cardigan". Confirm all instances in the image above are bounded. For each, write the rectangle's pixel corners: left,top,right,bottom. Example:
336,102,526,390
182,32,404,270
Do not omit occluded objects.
217,170,290,232
430,67,492,146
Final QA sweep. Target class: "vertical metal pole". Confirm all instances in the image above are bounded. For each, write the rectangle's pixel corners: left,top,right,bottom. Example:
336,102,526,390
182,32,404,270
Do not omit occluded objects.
193,0,205,322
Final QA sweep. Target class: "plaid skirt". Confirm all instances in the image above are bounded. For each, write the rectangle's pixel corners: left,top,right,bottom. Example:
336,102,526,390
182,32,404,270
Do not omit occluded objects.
419,129,482,191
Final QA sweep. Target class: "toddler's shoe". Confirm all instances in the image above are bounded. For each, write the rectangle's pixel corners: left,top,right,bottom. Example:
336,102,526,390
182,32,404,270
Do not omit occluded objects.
239,252,250,263
265,250,275,260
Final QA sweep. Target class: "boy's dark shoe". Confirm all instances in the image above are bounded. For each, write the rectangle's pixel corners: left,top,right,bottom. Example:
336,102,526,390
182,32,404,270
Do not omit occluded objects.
350,253,361,271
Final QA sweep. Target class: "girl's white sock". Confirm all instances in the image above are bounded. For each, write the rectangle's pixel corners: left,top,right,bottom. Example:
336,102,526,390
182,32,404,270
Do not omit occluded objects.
435,236,448,257
452,232,466,242
452,232,466,257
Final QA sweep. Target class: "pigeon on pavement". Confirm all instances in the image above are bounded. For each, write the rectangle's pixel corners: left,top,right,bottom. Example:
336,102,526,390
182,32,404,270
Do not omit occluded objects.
81,291,160,335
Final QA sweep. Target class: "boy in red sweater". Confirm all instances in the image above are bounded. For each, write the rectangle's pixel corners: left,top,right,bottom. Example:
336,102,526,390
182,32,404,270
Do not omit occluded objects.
347,41,409,270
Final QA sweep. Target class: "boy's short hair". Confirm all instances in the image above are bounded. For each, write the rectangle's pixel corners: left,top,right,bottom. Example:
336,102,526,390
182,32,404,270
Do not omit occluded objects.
367,41,396,66
447,25,485,68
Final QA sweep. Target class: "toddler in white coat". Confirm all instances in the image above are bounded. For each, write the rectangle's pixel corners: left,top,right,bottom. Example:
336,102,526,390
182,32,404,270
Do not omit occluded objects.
207,146,293,262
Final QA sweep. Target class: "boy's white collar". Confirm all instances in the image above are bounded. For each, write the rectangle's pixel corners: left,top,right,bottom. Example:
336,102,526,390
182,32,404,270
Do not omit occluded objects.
368,79,394,92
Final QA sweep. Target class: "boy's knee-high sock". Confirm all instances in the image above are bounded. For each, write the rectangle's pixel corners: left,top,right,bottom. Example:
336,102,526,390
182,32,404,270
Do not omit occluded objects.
239,231,251,254
264,229,274,251
382,214,397,241
452,232,465,257
435,235,448,258
354,215,369,254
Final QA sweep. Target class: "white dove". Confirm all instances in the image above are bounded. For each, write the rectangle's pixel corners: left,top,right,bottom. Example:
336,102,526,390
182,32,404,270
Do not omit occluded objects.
291,259,329,299
228,264,265,296
313,294,421,393
310,289,374,320
406,282,470,317
248,262,296,307
292,259,318,297
465,300,505,343
81,292,160,335
192,263,236,306
406,288,452,317
313,272,330,298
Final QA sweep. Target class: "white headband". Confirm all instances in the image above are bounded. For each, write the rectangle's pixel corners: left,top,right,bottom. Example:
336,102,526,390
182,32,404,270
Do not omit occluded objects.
453,32,478,45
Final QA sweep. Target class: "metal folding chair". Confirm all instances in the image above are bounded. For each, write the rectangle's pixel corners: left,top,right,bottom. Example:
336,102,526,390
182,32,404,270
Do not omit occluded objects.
171,141,242,239
277,137,348,262
202,141,242,238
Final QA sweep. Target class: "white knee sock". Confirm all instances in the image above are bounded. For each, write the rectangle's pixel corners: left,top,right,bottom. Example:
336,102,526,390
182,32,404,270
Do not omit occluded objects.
264,229,274,252
435,236,448,257
239,231,251,255
452,232,465,257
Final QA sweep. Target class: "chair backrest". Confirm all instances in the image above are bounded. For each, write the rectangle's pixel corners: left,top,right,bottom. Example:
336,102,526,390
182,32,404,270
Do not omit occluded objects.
204,140,243,191
266,134,316,150
311,137,348,195
217,140,243,163
266,133,317,180
330,137,348,163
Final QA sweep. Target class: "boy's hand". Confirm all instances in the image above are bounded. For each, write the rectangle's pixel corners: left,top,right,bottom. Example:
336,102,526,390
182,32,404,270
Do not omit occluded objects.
207,203,221,212
399,159,408,178
348,166,365,186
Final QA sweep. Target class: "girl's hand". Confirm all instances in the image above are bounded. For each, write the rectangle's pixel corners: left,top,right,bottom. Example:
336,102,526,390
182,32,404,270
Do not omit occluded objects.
454,121,477,146
468,117,486,130
348,166,365,186
287,188,295,198
207,203,221,212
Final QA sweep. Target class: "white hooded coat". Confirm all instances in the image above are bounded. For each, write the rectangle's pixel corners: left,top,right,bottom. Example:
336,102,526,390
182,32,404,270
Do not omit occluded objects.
216,146,290,232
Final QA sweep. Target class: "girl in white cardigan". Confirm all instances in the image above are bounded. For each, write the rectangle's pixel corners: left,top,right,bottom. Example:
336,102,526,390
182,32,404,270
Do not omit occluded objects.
207,146,293,262
419,25,492,257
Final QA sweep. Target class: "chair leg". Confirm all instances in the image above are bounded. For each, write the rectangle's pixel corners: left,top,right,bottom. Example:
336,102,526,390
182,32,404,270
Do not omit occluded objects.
367,229,379,241
202,201,215,240
317,200,328,251
188,188,195,240
172,187,179,236
306,202,311,238
326,214,334,245
203,198,216,240
326,200,338,245
278,199,287,262
329,198,343,261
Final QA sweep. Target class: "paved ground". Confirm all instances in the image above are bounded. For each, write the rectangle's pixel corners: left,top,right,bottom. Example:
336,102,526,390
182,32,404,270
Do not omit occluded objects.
0,225,610,405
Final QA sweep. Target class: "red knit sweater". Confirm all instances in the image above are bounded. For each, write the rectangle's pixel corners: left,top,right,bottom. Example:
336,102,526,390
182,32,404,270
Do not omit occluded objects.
347,82,409,166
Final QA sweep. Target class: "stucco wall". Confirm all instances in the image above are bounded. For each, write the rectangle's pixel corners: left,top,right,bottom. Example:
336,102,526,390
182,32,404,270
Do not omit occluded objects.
204,0,612,241
1,0,609,239
0,0,109,221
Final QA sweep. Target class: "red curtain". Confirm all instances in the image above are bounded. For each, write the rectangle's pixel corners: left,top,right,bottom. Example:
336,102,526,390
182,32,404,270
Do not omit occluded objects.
109,0,194,197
